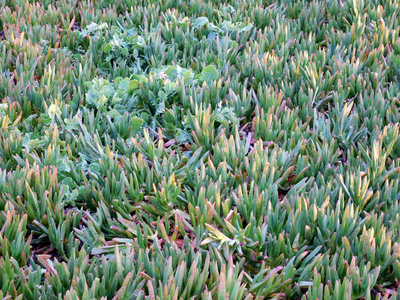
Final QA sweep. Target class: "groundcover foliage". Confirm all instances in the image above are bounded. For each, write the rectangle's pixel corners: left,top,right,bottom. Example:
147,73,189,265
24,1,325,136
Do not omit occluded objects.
1,0,400,298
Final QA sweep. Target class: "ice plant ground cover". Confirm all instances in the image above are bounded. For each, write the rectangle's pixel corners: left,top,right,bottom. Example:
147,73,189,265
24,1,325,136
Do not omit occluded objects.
1,0,400,298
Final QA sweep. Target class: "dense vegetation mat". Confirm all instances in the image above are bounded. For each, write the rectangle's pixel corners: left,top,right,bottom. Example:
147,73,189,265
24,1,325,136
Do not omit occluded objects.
1,0,400,299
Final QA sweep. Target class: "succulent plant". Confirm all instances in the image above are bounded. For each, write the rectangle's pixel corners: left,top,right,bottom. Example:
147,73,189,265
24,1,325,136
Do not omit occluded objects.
1,0,400,298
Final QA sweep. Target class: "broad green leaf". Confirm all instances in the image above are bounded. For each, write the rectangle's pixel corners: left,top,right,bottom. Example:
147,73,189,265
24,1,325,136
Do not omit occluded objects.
198,65,219,83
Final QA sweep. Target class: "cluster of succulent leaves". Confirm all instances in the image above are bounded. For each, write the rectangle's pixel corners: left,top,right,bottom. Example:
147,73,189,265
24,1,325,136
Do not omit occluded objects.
2,0,400,299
